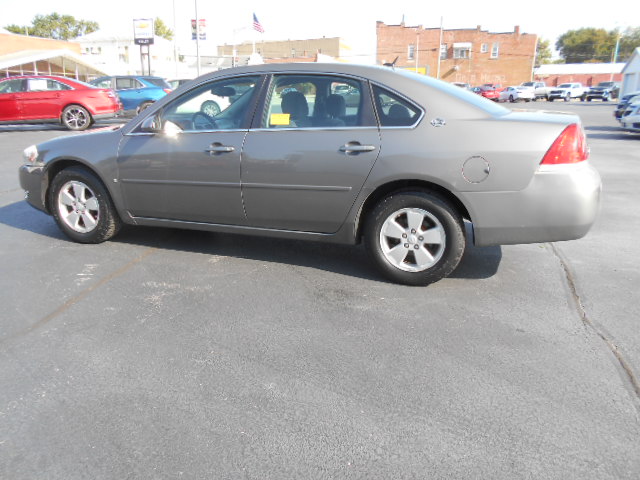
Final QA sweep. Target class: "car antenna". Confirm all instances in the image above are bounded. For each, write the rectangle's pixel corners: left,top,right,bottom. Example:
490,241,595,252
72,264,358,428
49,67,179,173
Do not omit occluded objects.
383,56,399,69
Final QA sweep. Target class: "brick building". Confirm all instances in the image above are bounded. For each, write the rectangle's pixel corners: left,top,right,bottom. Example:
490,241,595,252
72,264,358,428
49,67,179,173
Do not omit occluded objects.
376,22,537,86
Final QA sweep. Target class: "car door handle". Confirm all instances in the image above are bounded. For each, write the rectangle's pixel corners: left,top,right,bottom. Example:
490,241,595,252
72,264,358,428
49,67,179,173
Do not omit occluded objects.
205,143,235,154
339,143,376,154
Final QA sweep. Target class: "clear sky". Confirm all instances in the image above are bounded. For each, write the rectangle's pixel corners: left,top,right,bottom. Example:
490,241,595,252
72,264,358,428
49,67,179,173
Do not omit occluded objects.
1,0,637,60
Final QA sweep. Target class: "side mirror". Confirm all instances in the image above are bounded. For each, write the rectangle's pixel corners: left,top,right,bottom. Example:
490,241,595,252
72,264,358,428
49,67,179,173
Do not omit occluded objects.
139,115,162,133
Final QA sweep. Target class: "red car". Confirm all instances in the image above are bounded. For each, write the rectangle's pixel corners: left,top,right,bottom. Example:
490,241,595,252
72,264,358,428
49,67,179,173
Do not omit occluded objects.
0,75,121,130
473,85,502,101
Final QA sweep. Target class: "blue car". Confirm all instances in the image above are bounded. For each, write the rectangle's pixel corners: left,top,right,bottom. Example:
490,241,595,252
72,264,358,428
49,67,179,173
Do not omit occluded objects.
90,75,171,115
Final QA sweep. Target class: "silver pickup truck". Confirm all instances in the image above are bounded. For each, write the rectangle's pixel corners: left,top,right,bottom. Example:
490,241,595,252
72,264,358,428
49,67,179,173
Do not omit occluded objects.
520,81,551,101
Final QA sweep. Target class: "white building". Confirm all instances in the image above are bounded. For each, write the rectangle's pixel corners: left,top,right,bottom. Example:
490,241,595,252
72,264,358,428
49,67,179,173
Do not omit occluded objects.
77,29,189,78
621,47,640,97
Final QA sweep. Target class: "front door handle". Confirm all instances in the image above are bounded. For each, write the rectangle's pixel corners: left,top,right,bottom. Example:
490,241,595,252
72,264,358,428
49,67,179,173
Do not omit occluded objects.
205,143,235,155
339,142,376,154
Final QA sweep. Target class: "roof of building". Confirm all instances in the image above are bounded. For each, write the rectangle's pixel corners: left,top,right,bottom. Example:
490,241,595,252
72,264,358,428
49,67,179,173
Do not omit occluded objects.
0,49,107,77
535,63,626,75
622,47,640,74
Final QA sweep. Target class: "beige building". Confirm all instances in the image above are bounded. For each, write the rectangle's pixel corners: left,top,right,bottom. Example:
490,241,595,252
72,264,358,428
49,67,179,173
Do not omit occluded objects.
218,37,346,63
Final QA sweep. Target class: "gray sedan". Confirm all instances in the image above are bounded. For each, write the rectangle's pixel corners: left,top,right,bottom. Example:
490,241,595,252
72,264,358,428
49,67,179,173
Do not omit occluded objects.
19,63,601,285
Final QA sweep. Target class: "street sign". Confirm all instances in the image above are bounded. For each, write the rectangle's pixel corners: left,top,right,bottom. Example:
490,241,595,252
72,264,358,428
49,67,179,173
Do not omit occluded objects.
133,18,155,46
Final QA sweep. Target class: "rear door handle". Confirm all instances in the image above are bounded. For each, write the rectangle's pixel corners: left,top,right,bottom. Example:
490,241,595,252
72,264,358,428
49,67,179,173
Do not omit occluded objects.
339,143,376,154
205,143,235,155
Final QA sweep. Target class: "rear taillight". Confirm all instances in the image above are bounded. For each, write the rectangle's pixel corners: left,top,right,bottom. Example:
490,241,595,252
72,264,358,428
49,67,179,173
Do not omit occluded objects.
540,123,589,165
163,88,172,94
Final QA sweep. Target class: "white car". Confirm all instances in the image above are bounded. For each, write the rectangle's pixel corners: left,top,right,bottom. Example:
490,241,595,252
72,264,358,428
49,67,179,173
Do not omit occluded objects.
620,102,640,133
499,86,535,103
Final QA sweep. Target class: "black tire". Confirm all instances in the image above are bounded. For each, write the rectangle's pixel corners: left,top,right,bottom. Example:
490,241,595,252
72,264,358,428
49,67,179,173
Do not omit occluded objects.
49,166,122,244
564,94,571,102
364,191,465,286
509,95,515,103
548,98,554,102
61,105,92,131
201,100,221,116
602,93,609,102
136,101,153,115
587,97,592,102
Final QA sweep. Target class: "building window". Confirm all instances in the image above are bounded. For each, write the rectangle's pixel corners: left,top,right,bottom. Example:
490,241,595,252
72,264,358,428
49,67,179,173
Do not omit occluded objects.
440,44,447,60
408,44,415,60
453,44,471,59
491,42,499,58
481,43,488,53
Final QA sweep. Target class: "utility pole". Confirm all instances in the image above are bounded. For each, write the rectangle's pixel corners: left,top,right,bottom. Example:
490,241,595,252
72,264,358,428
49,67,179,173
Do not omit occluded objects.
610,31,621,82
436,17,443,79
415,30,419,73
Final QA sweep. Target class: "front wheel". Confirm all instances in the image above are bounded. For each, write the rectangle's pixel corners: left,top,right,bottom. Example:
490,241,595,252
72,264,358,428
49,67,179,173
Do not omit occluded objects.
509,95,515,103
364,192,465,286
62,105,92,131
564,94,571,102
50,166,122,243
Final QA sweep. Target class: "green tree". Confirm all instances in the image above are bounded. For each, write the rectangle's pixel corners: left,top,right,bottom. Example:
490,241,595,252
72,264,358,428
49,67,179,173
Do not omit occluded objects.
154,18,174,41
5,13,98,40
617,27,640,62
535,38,552,66
556,28,616,63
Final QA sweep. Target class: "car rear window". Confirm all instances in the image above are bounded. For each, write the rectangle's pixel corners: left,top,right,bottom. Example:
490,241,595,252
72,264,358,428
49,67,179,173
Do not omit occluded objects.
144,77,171,88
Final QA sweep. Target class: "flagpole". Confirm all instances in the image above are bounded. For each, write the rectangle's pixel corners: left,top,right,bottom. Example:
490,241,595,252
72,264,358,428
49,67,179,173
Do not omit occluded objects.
194,0,201,76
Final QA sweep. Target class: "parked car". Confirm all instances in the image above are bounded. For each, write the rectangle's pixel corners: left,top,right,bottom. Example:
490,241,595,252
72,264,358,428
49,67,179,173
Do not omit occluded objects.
585,81,620,102
0,75,121,130
167,79,193,90
477,85,501,101
89,75,172,115
18,63,601,286
548,83,588,102
499,86,535,103
520,81,551,101
620,102,640,132
615,91,640,120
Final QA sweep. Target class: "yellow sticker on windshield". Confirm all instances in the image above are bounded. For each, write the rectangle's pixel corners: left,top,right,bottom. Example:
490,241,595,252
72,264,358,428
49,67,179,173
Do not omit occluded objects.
270,113,291,126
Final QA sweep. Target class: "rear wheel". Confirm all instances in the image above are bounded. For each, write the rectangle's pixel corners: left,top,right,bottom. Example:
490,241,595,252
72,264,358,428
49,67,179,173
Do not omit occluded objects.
50,166,121,243
136,101,154,115
62,105,92,131
364,191,465,286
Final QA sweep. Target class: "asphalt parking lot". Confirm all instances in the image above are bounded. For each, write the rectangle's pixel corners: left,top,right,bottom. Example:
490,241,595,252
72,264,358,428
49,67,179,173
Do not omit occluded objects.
1,101,639,479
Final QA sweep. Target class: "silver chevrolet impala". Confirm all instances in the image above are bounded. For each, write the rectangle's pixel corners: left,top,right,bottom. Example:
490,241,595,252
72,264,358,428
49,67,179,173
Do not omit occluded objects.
19,63,601,285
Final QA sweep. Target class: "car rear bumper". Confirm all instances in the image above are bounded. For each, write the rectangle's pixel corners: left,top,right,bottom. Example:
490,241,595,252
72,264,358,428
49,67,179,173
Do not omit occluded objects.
19,164,48,213
463,161,601,246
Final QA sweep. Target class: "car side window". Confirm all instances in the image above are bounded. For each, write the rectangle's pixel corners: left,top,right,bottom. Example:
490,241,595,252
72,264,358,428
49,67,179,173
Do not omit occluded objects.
46,80,71,91
116,78,141,90
263,74,371,128
157,75,260,132
0,79,25,93
372,85,422,127
92,78,112,88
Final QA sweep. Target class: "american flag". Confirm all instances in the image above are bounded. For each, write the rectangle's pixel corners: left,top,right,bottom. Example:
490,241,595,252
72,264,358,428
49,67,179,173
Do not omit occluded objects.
253,13,264,33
